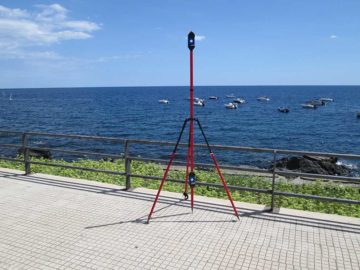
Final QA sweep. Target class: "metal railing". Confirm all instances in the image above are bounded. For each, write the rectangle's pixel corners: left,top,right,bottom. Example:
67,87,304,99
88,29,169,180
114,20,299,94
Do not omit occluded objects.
0,130,359,211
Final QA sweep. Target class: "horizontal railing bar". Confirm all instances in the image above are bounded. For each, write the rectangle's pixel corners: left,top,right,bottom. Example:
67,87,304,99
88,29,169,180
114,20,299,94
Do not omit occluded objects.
126,138,360,159
29,160,125,175
129,156,272,175
27,131,126,143
276,170,360,183
1,130,360,159
28,147,123,159
0,143,22,149
0,156,24,163
130,156,360,183
274,191,360,204
129,173,271,193
130,174,359,204
127,138,276,153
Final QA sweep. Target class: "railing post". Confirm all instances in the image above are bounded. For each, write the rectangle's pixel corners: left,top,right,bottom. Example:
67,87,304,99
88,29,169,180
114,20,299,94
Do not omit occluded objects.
270,150,277,212
124,140,131,190
22,133,31,175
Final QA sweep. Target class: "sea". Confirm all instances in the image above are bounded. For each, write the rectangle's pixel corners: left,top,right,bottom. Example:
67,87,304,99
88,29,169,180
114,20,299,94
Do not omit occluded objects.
0,86,359,171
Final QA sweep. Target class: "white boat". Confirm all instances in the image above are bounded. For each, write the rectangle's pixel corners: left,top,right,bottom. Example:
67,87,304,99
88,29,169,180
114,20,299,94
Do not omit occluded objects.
301,103,316,109
194,100,205,107
209,96,218,100
194,97,205,103
257,96,270,102
233,98,246,104
319,98,334,102
9,94,13,101
225,103,237,109
226,94,235,98
159,99,169,104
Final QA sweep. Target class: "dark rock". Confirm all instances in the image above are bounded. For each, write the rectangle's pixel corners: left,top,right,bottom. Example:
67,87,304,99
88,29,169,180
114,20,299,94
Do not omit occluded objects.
273,155,351,176
18,148,52,159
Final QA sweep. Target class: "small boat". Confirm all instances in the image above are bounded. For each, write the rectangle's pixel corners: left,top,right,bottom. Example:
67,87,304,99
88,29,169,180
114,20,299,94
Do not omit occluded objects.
308,99,326,106
194,100,205,107
225,103,237,109
233,98,246,104
194,97,205,103
9,94,13,101
257,96,270,102
209,96,218,100
159,99,169,104
301,103,316,109
226,94,235,98
278,107,290,113
319,98,334,102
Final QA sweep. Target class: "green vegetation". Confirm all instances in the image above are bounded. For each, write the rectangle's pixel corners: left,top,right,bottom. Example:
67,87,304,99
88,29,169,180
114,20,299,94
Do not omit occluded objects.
1,157,359,218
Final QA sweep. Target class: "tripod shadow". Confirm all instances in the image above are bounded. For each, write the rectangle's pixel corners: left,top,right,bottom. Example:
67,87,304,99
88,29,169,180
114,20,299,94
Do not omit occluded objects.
1,170,359,233
85,199,190,228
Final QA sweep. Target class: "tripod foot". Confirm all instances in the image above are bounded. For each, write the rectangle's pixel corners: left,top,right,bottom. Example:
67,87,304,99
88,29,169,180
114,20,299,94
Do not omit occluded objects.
183,192,188,200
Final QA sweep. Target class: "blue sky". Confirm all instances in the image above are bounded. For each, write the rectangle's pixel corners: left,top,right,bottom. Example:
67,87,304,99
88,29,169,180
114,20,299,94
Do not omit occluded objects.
0,0,359,88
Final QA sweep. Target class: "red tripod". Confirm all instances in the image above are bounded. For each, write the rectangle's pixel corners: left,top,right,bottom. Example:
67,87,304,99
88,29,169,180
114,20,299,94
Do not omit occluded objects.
147,32,239,223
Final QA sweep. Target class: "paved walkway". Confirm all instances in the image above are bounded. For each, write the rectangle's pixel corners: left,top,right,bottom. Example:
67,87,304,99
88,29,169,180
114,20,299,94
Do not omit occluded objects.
0,169,359,270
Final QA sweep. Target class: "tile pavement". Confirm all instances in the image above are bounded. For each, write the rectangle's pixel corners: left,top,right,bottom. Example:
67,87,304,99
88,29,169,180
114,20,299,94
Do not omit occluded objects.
0,168,359,269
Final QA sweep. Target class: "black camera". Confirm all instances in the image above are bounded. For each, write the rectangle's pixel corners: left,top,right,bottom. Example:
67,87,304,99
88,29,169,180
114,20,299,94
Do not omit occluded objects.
188,31,195,51
189,171,196,187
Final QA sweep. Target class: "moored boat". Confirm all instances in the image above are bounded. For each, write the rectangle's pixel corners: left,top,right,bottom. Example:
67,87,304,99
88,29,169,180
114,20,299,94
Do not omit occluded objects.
226,94,235,98
233,98,246,104
301,103,316,109
319,98,334,102
257,96,270,102
158,99,169,104
194,97,205,103
209,96,218,100
278,107,290,113
194,100,205,107
225,103,237,109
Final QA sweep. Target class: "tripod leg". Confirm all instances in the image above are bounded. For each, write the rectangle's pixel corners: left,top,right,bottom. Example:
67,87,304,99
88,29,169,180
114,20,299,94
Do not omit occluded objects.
183,133,191,200
191,186,194,212
147,119,189,224
195,119,239,219
210,153,239,219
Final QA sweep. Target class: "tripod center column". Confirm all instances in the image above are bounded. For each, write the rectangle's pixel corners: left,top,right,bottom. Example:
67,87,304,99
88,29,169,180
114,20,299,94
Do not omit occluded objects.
189,43,195,171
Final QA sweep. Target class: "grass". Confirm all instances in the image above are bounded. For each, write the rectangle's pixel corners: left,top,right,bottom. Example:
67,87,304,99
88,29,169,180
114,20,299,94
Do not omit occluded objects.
1,157,359,218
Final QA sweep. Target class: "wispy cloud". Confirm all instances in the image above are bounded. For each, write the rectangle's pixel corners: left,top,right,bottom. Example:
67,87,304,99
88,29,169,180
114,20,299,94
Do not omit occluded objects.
195,35,205,41
0,5,29,18
330,35,338,39
184,34,206,42
94,54,143,63
0,3,100,60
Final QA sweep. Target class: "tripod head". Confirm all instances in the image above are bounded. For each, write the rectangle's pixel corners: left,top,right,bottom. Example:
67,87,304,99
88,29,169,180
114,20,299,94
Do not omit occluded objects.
188,31,195,51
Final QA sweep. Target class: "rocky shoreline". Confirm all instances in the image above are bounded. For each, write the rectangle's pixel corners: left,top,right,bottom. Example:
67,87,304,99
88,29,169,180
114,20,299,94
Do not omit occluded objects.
272,155,352,176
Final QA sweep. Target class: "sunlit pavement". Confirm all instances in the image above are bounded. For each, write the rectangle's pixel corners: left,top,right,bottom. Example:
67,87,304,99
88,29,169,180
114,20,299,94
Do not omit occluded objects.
0,168,359,270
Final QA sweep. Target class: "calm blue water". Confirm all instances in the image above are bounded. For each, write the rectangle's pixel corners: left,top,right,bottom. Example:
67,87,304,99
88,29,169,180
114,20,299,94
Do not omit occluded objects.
0,86,359,168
